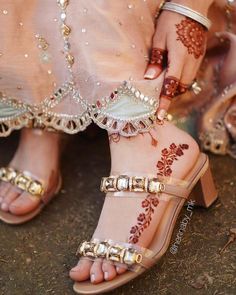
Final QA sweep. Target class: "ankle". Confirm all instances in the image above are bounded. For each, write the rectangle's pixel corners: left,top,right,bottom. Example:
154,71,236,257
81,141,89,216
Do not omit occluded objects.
109,122,200,175
10,128,61,172
20,128,60,143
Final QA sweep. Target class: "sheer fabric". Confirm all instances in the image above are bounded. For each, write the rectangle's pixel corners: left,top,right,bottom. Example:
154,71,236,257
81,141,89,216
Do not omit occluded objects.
0,0,163,136
0,0,230,136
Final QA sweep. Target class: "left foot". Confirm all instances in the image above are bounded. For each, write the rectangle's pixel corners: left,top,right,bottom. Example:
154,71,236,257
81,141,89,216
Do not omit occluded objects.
0,128,61,216
70,122,199,284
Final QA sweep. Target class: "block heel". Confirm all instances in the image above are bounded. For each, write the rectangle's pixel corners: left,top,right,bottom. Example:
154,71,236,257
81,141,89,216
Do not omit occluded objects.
191,165,218,208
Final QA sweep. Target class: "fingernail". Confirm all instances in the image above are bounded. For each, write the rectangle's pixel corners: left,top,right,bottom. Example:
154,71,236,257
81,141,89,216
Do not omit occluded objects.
104,271,109,280
0,197,3,203
157,109,167,121
1,203,8,211
116,267,120,272
215,32,220,37
91,274,95,283
144,68,156,79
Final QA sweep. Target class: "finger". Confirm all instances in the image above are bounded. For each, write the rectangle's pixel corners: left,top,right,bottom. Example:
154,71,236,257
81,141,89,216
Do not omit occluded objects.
144,48,168,79
157,53,183,120
177,58,202,96
157,76,179,120
215,31,232,44
144,34,167,80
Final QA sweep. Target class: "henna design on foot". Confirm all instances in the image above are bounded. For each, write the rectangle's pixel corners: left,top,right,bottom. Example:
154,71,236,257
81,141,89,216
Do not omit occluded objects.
157,143,189,176
128,143,189,244
160,76,180,100
176,18,207,59
129,194,159,244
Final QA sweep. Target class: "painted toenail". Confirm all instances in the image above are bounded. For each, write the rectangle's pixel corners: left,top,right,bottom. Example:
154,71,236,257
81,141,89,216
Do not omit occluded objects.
1,203,8,211
104,272,109,280
91,274,95,283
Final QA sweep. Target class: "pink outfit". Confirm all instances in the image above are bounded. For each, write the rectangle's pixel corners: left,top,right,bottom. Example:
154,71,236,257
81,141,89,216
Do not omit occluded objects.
0,0,232,136
0,0,163,136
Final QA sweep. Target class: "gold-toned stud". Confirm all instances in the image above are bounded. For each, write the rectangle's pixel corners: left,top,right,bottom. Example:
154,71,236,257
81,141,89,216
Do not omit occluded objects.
65,54,74,66
61,24,71,36
123,249,142,265
57,0,69,9
131,176,146,192
148,178,165,193
35,35,49,50
28,181,44,196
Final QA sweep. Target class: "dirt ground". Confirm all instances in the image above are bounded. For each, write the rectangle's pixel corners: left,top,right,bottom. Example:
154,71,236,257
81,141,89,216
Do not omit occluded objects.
0,127,235,295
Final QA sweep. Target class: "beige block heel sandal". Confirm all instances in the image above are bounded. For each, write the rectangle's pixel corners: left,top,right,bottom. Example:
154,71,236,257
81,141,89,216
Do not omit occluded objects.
0,167,62,224
73,153,217,294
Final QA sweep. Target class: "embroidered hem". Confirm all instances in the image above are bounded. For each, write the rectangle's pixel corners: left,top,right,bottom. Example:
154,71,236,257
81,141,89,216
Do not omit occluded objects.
0,81,158,137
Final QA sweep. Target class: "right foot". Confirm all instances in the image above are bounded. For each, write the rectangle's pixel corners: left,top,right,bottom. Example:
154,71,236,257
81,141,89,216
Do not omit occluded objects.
0,128,61,216
70,121,200,284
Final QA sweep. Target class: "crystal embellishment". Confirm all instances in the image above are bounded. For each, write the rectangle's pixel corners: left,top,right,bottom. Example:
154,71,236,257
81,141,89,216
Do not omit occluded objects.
77,240,143,266
117,176,129,191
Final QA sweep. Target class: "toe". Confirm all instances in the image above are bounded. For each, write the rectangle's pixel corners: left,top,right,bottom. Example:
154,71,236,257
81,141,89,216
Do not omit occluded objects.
116,264,128,275
70,258,93,282
90,259,104,284
102,261,117,281
9,191,41,215
1,186,21,212
0,182,11,203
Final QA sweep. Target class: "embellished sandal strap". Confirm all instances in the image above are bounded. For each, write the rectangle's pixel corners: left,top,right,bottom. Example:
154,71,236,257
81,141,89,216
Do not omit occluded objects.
100,175,189,199
76,240,145,267
0,167,45,198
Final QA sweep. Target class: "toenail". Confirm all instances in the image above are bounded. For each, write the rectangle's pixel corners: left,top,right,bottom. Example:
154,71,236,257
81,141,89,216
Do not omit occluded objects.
91,274,95,283
1,203,8,211
104,272,109,280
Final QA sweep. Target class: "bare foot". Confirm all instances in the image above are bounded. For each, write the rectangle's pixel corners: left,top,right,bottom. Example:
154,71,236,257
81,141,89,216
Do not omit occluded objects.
70,121,199,284
0,128,61,216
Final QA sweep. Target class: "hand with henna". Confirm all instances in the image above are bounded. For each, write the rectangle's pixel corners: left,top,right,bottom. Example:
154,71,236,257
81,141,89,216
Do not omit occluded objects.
144,0,214,120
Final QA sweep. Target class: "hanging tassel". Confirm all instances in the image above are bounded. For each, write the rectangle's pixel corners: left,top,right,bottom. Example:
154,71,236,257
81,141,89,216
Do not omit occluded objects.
148,132,158,147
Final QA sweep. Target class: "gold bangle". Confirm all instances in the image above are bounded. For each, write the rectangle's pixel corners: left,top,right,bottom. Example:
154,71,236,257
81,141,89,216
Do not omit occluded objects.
155,0,166,19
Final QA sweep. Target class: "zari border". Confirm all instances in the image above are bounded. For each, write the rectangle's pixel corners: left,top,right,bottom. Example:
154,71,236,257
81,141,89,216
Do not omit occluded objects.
91,109,157,137
0,81,158,137
90,81,158,137
33,111,91,134
0,85,91,136
0,112,33,137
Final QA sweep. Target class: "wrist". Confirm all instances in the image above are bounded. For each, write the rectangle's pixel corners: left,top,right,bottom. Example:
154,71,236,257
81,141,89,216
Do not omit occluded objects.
169,0,214,15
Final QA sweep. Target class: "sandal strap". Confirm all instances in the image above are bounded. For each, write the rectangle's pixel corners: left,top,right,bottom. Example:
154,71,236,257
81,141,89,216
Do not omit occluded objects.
100,175,189,199
77,240,145,267
0,167,45,197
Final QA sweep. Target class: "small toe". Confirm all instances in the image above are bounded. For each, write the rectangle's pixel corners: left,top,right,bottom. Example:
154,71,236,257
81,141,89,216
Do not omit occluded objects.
102,261,117,281
116,264,128,274
9,191,41,215
70,258,93,282
0,182,11,202
1,186,21,212
90,259,104,284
